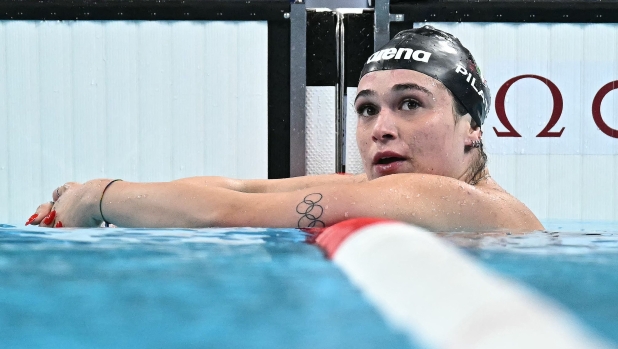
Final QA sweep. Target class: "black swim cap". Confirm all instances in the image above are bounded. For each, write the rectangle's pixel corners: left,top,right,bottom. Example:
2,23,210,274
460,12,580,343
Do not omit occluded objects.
360,26,490,127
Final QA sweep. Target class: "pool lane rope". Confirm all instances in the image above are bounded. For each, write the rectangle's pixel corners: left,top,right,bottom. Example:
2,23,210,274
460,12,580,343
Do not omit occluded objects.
316,218,613,349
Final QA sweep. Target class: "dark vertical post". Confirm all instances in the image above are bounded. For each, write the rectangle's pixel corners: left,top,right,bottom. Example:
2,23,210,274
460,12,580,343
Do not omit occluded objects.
344,11,375,89
268,19,291,179
335,11,346,173
306,10,338,174
289,1,307,177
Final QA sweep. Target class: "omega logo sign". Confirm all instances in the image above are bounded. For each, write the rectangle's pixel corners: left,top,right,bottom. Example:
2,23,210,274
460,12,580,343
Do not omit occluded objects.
493,75,618,139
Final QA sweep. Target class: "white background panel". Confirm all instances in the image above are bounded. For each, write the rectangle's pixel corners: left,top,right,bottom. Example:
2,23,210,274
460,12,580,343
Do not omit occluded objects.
582,25,618,155
0,21,268,224
427,22,618,155
306,86,336,175
515,155,550,220
0,24,7,225
547,155,582,220
138,22,174,181
581,156,615,220
345,87,364,174
487,155,617,222
615,156,618,222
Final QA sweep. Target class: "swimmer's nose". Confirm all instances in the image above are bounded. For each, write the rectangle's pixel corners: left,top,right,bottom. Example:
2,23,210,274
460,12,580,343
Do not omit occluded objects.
371,112,398,143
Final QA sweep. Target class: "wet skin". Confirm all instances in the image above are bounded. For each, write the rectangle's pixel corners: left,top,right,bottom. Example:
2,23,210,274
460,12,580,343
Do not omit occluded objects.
28,69,544,232
355,69,481,182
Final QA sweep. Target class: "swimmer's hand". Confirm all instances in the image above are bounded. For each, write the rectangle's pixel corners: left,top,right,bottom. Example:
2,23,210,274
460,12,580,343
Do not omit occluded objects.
27,180,107,228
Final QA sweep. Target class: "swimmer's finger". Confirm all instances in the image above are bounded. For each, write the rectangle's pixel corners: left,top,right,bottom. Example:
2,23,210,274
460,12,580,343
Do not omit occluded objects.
38,209,57,228
27,201,55,226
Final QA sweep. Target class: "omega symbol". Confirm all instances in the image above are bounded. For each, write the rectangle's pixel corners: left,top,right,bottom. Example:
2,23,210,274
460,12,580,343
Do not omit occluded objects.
493,75,618,139
494,75,564,138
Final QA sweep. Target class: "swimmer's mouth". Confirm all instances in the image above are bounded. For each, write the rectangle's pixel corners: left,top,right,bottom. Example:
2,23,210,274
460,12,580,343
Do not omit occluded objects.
377,157,405,164
373,152,406,165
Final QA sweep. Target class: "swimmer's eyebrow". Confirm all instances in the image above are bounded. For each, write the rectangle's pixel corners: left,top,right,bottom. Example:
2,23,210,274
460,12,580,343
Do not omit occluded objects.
392,83,434,98
354,89,376,104
355,84,434,104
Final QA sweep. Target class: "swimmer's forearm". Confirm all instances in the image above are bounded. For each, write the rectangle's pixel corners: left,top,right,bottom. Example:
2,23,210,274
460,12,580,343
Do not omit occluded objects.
173,174,367,193
92,180,238,228
98,174,428,229
245,173,367,193
90,179,355,228
172,176,245,192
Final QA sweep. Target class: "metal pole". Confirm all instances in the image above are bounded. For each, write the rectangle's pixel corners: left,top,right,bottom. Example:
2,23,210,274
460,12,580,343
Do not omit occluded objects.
335,11,346,174
374,0,390,51
289,0,307,177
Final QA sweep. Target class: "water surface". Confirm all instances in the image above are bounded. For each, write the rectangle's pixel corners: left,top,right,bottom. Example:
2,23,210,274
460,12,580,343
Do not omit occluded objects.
2,221,617,348
0,226,415,349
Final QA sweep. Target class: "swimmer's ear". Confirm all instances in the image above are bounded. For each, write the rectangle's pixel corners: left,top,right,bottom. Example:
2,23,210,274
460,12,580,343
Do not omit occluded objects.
470,118,481,130
464,120,482,149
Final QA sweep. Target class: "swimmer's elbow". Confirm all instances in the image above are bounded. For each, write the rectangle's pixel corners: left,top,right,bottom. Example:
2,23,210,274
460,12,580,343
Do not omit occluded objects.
181,188,242,228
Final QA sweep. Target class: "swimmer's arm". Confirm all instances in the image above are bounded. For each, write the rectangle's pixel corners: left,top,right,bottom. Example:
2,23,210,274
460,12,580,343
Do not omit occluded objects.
97,174,539,231
173,173,367,193
217,174,541,231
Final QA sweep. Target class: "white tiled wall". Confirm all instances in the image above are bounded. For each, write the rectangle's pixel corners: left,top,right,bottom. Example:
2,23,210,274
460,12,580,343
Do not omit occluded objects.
306,86,336,175
0,21,268,224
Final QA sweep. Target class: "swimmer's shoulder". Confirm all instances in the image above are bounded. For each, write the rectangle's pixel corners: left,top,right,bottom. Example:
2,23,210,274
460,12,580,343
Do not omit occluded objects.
362,173,544,231
475,178,544,231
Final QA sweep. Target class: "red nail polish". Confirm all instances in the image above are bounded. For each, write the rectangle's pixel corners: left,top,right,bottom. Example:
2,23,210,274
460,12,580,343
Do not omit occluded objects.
55,221,63,228
43,211,56,225
25,214,39,226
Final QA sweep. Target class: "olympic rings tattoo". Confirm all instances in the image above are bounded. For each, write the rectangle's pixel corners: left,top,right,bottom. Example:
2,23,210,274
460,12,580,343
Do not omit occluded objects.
296,193,326,228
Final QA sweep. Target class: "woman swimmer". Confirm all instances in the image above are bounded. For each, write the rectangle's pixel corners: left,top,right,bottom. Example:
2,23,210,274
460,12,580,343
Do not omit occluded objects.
27,26,543,232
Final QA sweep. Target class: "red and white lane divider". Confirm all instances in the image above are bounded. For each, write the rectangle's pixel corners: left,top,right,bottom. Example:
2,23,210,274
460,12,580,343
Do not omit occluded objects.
316,218,612,349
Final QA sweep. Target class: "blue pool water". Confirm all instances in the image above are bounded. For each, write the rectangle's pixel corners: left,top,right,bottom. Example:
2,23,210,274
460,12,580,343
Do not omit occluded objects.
443,220,618,346
1,222,617,348
0,226,415,349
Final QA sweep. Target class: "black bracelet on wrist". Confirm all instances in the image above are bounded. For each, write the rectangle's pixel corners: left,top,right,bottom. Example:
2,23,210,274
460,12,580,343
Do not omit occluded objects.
99,179,123,227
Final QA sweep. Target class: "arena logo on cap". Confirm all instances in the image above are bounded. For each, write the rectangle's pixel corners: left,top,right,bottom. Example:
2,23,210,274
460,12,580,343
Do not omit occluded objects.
366,47,432,64
455,63,488,108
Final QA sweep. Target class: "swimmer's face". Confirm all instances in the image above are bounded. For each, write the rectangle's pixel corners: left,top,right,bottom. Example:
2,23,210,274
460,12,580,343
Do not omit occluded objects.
355,69,478,180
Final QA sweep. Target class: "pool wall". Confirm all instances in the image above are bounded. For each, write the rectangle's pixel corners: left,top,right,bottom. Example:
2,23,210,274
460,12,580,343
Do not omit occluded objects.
0,20,269,224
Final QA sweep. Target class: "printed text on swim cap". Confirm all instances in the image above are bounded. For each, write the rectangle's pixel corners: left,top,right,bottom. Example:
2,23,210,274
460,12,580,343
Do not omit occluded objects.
455,64,488,109
366,48,432,64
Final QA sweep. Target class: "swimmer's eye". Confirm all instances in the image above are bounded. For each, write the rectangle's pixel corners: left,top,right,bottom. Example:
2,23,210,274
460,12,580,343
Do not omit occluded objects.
356,104,378,117
401,99,421,111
